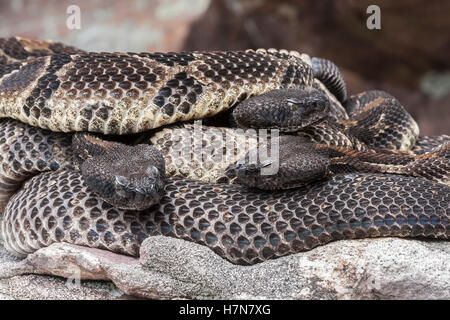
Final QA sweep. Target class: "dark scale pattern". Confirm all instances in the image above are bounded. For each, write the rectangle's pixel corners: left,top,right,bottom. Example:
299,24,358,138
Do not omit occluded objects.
59,52,164,101
23,54,73,119
412,135,450,154
0,58,47,92
195,50,292,87
47,42,82,55
280,64,308,87
1,43,318,134
406,142,449,185
136,51,196,67
0,55,7,65
0,62,22,79
312,79,348,123
0,37,80,61
0,37,39,61
311,57,347,103
345,98,419,151
300,121,371,152
3,171,449,265
259,49,313,88
201,51,276,83
150,124,256,183
263,50,295,61
344,90,395,116
0,119,74,211
35,51,191,132
325,142,449,186
153,72,205,116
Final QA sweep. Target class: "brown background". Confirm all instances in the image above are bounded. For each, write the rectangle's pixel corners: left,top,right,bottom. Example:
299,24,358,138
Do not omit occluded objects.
1,0,448,135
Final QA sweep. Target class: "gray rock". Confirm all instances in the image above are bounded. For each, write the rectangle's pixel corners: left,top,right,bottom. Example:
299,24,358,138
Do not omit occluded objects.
1,235,449,299
0,237,128,300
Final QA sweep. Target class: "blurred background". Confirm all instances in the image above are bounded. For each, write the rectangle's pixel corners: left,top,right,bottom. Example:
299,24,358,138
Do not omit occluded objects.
0,0,448,135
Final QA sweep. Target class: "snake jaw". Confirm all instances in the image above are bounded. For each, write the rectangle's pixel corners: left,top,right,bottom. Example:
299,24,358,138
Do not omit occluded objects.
74,134,166,211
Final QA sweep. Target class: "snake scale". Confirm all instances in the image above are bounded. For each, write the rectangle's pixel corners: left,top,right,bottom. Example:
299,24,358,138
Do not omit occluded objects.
0,37,449,265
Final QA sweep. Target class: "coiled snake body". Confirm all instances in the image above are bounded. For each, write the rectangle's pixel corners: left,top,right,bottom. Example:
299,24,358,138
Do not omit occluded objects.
0,37,449,265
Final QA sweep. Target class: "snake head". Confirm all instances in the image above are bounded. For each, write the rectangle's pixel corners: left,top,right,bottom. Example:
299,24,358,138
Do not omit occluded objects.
231,136,331,190
232,88,330,132
77,136,166,211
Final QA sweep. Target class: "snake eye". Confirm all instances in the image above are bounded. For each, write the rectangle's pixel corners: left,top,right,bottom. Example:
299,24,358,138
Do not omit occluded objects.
146,166,159,177
115,175,129,187
286,98,303,106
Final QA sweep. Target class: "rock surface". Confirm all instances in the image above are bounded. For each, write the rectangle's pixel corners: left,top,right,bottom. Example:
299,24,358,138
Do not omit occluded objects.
0,236,130,299
1,236,449,299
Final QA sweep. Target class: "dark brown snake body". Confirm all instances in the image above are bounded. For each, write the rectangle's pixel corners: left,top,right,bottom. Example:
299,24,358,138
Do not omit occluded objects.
0,37,449,265
2,169,448,265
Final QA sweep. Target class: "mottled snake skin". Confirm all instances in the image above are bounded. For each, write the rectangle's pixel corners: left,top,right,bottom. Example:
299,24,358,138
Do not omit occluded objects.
0,37,314,134
2,170,449,265
0,37,449,265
